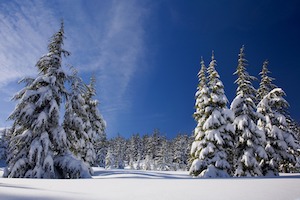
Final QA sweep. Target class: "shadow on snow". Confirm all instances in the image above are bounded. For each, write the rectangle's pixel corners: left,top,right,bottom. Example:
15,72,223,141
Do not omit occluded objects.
92,169,192,179
92,169,300,180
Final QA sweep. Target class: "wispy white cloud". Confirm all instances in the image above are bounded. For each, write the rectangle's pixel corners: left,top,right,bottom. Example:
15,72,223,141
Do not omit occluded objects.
95,0,147,105
63,0,149,135
0,0,57,86
0,0,150,135
97,1,148,135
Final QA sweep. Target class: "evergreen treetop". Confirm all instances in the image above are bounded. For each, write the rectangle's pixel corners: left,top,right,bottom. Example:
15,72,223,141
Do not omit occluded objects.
194,57,209,123
207,51,228,108
233,45,256,98
257,60,276,102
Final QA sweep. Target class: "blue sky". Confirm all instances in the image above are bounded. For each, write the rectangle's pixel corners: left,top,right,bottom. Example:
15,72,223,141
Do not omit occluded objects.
0,0,299,138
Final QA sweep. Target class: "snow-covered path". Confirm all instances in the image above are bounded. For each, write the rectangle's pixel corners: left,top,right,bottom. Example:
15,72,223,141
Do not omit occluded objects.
1,168,300,200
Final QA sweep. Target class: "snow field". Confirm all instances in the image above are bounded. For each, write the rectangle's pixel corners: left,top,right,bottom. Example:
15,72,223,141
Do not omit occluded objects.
1,168,300,200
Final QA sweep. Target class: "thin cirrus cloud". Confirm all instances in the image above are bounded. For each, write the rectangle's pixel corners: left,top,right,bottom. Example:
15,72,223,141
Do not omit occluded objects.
0,0,149,134
89,1,147,113
0,0,57,87
61,0,149,135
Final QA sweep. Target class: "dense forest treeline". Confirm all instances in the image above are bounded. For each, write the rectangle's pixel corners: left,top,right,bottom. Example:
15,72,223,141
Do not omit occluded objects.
0,128,192,171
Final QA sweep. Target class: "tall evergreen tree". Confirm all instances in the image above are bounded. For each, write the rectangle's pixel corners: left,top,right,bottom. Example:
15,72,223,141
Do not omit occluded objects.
230,46,267,177
257,88,298,175
84,77,106,167
257,60,276,102
189,59,210,173
193,57,210,124
63,70,95,172
256,60,277,138
4,22,90,178
190,53,234,177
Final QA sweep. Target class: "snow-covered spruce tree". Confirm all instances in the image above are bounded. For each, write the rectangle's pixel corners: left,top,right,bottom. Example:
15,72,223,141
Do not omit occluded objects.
172,134,191,171
189,58,210,175
193,57,210,126
230,46,267,177
189,53,234,178
256,60,277,133
105,147,115,169
257,88,298,175
97,138,107,168
128,133,142,169
155,136,172,171
109,135,126,169
257,60,276,102
63,70,95,173
142,129,161,170
4,22,90,178
83,77,106,167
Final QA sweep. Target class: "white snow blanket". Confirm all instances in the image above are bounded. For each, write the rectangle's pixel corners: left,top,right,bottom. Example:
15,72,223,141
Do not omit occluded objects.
0,167,300,200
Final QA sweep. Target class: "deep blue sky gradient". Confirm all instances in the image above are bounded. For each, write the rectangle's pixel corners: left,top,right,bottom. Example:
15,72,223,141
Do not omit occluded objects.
130,0,300,138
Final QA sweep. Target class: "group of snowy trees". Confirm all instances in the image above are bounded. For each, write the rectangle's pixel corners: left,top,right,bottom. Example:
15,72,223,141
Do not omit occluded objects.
105,130,192,171
1,21,300,179
190,46,300,177
3,22,106,178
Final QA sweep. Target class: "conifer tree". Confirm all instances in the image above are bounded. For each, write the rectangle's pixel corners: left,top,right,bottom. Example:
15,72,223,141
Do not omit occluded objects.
143,129,160,168
190,53,234,177
257,60,276,102
84,77,106,167
116,136,126,169
172,134,190,170
230,46,267,177
128,133,142,169
156,136,172,171
105,147,115,169
189,59,210,174
257,88,298,175
256,60,277,138
4,22,90,178
63,70,95,172
142,130,159,169
193,57,210,124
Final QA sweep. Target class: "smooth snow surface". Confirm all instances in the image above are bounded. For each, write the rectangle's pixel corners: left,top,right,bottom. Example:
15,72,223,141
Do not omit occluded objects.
1,167,300,200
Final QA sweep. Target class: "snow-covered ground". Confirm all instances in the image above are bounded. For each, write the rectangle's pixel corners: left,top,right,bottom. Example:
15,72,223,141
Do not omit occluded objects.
1,166,300,200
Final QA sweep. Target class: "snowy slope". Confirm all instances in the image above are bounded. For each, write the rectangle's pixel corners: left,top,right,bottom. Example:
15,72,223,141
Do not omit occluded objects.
1,167,300,200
